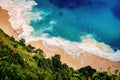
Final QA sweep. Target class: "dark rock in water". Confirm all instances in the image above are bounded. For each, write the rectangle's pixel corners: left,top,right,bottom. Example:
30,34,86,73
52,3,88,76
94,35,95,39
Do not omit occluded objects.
112,5,120,20
59,12,63,16
50,0,82,9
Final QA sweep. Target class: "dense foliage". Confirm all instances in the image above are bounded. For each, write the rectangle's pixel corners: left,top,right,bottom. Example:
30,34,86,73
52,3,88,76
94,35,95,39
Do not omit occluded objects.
0,29,120,80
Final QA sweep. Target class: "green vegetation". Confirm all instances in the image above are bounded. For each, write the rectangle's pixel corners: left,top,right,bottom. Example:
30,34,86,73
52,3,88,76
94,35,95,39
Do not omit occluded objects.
0,29,120,80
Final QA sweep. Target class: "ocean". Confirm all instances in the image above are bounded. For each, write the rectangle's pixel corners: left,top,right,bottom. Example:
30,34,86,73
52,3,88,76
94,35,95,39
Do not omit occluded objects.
0,0,120,61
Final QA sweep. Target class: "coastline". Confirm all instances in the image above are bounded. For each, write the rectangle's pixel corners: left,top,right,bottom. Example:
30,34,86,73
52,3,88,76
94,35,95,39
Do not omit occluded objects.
0,7,18,40
28,40,120,72
0,7,120,73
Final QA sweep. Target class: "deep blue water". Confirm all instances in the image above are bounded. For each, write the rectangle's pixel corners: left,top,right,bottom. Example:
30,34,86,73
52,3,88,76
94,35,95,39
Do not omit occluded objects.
31,0,120,50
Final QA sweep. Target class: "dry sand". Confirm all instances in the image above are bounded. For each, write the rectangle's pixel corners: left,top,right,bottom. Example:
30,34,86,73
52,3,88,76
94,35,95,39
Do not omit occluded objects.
0,7,120,73
0,7,18,40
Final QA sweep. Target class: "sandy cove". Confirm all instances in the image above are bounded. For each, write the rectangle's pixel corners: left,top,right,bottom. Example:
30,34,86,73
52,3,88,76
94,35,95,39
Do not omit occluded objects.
0,7,120,73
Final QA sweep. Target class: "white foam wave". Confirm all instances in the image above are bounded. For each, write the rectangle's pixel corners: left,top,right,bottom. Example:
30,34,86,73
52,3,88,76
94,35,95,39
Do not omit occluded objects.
0,0,120,61
0,0,41,41
39,34,120,61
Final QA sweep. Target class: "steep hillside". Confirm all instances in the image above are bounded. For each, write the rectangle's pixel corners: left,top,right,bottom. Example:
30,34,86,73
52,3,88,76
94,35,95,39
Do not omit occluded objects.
0,29,120,80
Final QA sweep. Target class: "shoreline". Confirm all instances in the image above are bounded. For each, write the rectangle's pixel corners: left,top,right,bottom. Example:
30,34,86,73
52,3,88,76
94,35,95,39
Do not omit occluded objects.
0,7,120,72
28,40,120,71
0,7,18,40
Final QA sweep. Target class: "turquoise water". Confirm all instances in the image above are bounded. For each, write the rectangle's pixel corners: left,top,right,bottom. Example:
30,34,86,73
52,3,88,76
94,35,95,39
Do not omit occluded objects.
30,0,120,50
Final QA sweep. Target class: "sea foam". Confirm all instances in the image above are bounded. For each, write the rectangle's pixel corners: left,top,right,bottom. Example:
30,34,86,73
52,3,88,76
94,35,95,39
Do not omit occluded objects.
0,0,120,61
40,35,120,61
0,0,41,41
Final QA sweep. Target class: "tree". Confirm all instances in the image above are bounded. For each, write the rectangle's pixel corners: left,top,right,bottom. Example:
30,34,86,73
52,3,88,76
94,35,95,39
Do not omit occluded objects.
52,54,61,71
19,39,25,46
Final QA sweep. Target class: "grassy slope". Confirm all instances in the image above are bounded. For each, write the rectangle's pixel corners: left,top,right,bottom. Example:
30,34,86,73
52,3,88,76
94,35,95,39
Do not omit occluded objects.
0,29,120,80
0,29,46,79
